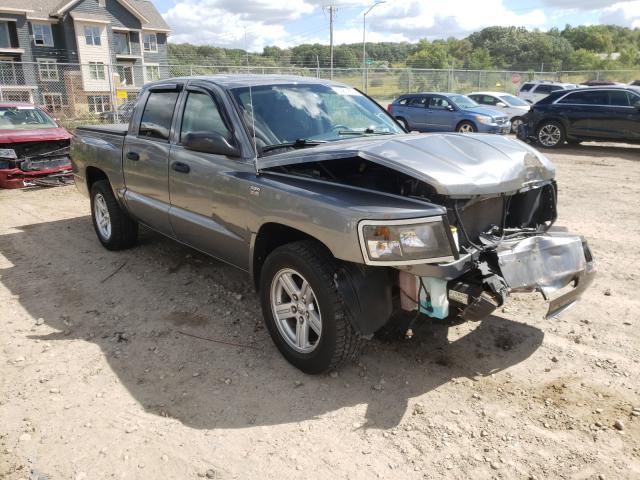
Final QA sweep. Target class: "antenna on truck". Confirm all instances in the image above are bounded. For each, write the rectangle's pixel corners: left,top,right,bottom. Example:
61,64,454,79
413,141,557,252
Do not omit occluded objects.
245,26,259,175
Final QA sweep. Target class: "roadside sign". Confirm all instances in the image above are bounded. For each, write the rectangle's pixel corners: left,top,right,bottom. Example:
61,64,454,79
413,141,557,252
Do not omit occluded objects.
116,89,128,99
511,73,521,84
366,58,374,65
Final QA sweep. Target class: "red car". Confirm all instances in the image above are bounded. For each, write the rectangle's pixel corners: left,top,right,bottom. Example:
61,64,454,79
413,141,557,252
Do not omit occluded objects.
0,102,73,189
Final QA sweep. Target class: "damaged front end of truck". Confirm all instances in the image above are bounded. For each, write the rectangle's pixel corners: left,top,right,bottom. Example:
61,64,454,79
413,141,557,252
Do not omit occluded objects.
259,133,596,325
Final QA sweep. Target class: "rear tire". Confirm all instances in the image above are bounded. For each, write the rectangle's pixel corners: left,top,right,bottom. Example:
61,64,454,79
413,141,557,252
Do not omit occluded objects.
90,180,138,250
259,240,363,374
456,121,476,133
536,120,565,148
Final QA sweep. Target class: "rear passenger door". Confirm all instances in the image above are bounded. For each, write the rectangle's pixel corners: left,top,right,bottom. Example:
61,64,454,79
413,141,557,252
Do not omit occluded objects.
403,96,428,131
588,90,640,141
123,83,182,237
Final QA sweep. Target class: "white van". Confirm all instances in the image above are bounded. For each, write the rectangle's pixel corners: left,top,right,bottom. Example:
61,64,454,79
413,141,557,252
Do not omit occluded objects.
517,81,580,104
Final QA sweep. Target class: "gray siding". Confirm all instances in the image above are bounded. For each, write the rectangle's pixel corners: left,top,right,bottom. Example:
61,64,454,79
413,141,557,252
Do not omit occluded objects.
141,32,167,64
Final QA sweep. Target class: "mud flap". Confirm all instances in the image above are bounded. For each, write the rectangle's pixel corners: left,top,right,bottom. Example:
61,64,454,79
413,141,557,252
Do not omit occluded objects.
334,263,393,336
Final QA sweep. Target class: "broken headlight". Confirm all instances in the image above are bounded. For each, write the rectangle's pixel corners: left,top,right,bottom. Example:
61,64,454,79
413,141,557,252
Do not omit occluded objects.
358,217,454,265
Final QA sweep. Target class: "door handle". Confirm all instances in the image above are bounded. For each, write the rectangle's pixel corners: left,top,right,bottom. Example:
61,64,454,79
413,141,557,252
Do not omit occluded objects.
171,161,190,174
126,151,139,161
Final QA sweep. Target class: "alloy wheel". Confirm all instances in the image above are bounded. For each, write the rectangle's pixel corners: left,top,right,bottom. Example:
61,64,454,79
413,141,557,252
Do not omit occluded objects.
94,193,112,240
538,124,562,147
270,268,322,353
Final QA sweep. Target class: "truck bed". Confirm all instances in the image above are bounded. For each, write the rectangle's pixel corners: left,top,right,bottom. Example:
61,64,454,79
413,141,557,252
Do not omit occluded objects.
75,124,128,136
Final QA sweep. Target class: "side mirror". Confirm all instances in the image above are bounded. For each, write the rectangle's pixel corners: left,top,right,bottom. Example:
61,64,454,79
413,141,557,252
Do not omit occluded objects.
182,131,240,157
496,102,507,108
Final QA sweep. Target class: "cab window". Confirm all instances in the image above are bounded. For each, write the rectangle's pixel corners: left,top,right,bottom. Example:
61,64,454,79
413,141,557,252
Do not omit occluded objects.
139,90,180,141
180,91,230,142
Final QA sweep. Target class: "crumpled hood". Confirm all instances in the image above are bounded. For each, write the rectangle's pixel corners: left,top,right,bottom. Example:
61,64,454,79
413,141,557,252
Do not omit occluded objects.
259,133,555,197
0,127,72,144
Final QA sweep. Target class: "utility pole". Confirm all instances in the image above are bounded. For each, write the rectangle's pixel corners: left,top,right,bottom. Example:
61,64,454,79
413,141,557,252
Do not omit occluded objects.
328,5,335,79
362,1,385,92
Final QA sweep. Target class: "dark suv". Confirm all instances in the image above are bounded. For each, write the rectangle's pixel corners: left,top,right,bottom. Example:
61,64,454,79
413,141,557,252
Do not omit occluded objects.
518,86,640,148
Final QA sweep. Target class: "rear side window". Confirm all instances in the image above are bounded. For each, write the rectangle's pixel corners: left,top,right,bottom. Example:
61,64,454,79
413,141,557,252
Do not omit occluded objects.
519,83,534,92
139,90,180,141
608,91,632,107
534,84,552,94
477,95,498,106
395,98,409,105
180,91,230,141
557,90,608,105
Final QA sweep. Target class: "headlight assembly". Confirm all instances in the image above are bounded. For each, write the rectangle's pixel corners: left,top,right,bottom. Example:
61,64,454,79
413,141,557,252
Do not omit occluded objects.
358,217,455,265
475,115,493,125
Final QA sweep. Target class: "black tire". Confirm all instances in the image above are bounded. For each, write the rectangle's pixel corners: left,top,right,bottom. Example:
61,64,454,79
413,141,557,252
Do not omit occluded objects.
396,117,409,131
536,120,565,148
510,116,524,134
456,121,477,133
259,240,363,374
90,180,138,250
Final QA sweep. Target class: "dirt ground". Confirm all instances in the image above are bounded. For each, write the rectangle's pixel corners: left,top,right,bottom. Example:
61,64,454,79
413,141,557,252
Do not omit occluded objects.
1,142,639,480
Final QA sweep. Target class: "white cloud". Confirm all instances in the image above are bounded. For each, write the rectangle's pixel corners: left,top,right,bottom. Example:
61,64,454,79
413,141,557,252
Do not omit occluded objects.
540,0,635,9
367,0,546,39
600,1,640,28
163,0,319,49
162,0,549,50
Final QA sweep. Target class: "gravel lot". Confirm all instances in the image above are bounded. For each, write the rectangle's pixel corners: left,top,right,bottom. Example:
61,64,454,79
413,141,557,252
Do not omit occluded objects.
1,142,639,480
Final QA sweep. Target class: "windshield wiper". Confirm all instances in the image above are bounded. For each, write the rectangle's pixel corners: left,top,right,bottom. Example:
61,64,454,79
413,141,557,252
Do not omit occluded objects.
261,138,327,153
337,128,394,136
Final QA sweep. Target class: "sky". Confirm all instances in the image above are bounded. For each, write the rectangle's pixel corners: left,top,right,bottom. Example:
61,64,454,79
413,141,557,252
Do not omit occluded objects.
150,0,640,51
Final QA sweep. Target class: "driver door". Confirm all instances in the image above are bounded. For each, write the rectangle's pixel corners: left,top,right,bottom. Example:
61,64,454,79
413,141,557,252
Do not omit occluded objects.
426,95,456,131
168,84,251,269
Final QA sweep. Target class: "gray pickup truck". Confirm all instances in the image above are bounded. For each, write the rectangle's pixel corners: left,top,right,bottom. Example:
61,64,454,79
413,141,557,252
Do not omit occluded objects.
70,75,595,373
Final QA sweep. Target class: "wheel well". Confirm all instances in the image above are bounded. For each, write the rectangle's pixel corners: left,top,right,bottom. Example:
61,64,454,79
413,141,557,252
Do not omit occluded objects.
535,118,566,134
252,223,331,290
86,166,108,190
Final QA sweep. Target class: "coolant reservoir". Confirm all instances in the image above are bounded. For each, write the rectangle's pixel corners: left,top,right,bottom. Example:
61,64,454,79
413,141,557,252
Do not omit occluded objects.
419,277,450,319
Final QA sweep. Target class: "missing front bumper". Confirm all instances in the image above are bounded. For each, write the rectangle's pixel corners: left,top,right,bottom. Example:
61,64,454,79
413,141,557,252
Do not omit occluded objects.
497,233,596,319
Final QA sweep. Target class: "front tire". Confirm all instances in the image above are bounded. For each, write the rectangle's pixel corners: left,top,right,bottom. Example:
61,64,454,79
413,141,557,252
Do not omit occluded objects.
456,121,476,133
536,121,565,148
259,240,363,374
90,180,138,250
510,116,523,134
396,117,409,131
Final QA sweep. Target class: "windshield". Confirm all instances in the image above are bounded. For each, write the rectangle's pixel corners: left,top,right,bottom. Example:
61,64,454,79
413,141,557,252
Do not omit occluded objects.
499,94,529,107
448,94,478,109
0,106,57,130
231,83,403,153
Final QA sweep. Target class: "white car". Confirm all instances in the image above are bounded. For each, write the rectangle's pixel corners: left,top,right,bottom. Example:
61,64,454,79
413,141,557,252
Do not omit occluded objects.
467,91,530,133
517,81,580,104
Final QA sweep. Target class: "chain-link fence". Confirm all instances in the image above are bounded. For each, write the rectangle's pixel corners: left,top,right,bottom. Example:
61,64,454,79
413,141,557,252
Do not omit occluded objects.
2,60,638,129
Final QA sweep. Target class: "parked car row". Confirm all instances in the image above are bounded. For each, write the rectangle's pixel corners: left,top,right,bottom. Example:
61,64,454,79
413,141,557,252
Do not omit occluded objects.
517,85,640,148
388,92,516,135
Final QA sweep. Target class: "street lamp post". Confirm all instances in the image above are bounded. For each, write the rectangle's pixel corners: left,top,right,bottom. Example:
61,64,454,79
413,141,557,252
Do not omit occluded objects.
362,1,385,93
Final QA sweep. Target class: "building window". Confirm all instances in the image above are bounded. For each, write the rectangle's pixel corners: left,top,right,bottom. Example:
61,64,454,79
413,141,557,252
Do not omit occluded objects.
43,93,64,112
143,33,157,52
88,95,110,113
116,64,133,86
145,65,160,81
113,31,130,55
0,22,10,48
84,26,101,46
32,23,54,47
88,62,106,80
37,59,58,81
